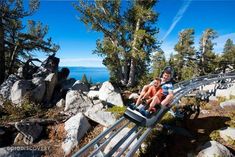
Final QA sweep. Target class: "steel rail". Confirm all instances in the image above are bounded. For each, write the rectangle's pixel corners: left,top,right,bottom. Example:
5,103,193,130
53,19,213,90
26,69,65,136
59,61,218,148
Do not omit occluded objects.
115,127,144,157
72,116,126,157
104,124,140,157
125,73,235,156
126,127,152,157
88,120,131,157
72,72,235,157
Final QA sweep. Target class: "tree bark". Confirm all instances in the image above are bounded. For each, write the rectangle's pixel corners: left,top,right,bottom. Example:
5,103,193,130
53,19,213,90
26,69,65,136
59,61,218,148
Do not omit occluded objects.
127,18,140,87
127,58,136,87
0,17,5,84
8,44,18,75
122,58,129,85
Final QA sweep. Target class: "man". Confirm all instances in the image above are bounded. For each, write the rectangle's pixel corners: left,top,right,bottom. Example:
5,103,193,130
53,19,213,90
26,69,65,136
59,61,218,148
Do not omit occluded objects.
139,67,174,117
135,77,162,107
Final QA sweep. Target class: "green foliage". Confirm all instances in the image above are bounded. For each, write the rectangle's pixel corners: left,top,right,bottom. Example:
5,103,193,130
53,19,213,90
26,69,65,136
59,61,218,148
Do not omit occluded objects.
152,50,167,78
160,112,175,124
0,0,59,82
209,130,220,141
221,39,235,69
106,106,126,118
197,28,217,75
173,28,196,81
226,111,235,128
74,0,159,87
0,100,43,122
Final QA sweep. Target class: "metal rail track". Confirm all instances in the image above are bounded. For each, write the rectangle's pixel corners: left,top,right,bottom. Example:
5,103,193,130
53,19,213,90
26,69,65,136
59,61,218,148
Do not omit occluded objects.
72,72,235,157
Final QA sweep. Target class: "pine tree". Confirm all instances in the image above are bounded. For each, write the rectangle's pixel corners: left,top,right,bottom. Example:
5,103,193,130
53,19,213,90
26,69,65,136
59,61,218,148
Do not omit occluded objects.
81,74,88,84
74,0,159,87
197,29,217,75
152,50,166,78
221,39,235,70
0,0,59,84
174,29,196,80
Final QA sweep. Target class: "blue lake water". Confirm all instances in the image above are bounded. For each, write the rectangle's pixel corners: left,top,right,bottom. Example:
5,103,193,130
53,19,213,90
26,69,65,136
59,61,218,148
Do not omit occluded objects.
60,67,110,83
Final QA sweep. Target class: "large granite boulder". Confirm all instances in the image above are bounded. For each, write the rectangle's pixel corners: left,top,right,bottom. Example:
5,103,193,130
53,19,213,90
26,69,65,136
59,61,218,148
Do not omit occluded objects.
197,140,233,157
44,73,58,104
64,90,93,115
128,93,139,100
220,99,235,110
11,80,32,105
216,83,235,99
0,147,44,157
99,81,124,107
62,113,91,156
84,110,116,127
56,98,65,108
71,80,89,92
219,127,235,141
31,77,46,103
87,90,99,99
60,78,76,90
0,74,19,100
11,77,47,105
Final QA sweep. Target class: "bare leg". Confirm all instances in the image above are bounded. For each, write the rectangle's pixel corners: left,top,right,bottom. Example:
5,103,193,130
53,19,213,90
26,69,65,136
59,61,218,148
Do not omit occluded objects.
136,85,149,106
148,95,160,111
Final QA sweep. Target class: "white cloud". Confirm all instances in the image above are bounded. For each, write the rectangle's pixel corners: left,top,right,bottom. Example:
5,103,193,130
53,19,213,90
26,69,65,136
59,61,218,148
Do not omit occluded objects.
162,0,192,41
59,58,104,67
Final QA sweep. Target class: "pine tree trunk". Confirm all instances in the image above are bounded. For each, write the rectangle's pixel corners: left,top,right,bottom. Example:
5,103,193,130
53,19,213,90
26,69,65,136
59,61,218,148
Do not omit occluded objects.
127,58,136,87
127,18,140,87
8,45,18,75
201,37,206,75
122,59,129,85
0,18,5,84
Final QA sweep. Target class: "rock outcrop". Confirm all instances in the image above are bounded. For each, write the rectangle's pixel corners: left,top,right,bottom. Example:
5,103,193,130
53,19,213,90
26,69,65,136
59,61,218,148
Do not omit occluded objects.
197,141,233,157
99,81,124,107
62,113,91,156
219,127,235,141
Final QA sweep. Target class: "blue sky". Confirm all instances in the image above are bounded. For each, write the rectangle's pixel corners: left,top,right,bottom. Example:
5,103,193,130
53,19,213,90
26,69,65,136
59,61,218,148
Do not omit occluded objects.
24,0,235,67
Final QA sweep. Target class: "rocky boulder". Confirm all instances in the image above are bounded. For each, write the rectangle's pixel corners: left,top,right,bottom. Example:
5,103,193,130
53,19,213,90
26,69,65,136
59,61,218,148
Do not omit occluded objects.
87,90,99,99
128,93,139,100
71,80,89,92
31,77,46,103
56,98,65,108
11,80,32,105
220,99,235,110
0,147,44,157
60,78,76,90
219,127,235,141
0,74,19,100
84,110,116,127
62,113,91,156
197,140,233,157
99,81,124,107
44,73,58,104
64,90,93,115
